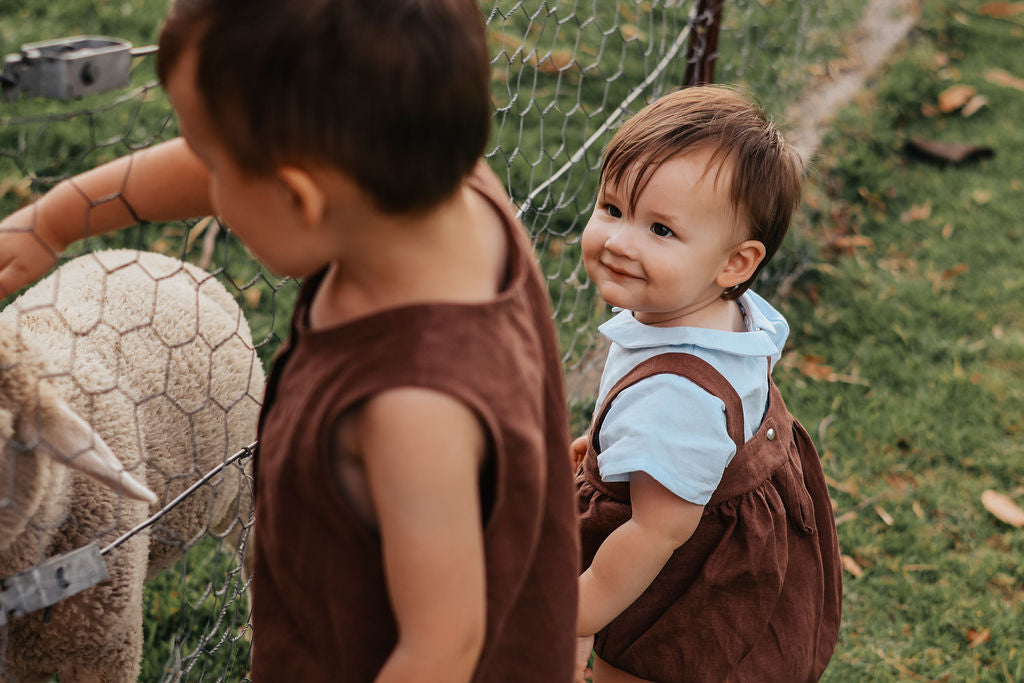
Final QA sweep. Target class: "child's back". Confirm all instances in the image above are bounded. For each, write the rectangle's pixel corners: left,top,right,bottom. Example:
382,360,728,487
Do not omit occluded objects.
254,163,578,680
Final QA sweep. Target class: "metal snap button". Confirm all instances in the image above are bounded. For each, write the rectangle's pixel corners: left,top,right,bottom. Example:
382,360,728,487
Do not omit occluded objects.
766,428,776,441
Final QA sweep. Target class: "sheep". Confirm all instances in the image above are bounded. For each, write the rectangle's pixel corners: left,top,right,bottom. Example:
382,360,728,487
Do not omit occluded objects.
0,249,264,682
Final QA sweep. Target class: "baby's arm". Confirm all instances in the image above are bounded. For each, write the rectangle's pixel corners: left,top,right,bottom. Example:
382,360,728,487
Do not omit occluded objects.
577,472,704,637
358,388,487,683
0,137,210,295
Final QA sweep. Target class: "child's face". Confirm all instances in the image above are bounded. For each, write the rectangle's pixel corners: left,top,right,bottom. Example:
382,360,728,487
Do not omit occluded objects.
164,44,328,278
582,148,746,326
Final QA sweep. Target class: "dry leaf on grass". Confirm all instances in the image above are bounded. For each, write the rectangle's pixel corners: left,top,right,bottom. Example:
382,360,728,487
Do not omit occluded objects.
984,68,1024,91
0,177,32,201
978,1,1024,17
938,84,977,113
901,203,932,223
961,94,988,117
536,50,575,74
841,555,864,578
243,288,262,308
830,235,874,250
905,137,994,164
873,504,895,526
619,24,641,41
931,263,969,293
966,628,991,648
981,489,1024,527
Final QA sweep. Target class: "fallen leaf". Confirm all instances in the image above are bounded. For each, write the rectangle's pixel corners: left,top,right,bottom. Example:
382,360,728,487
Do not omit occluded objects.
185,215,214,252
841,555,864,578
243,288,261,308
620,23,641,41
981,489,1024,527
873,504,895,526
938,84,977,113
984,68,1024,91
905,137,995,164
992,324,1004,339
797,354,835,381
941,263,969,280
835,511,858,526
978,1,1024,17
536,49,575,74
901,203,932,223
0,176,32,201
961,94,988,117
932,264,969,293
972,189,993,204
912,501,926,519
953,10,971,23
966,628,991,648
941,222,955,239
831,235,874,250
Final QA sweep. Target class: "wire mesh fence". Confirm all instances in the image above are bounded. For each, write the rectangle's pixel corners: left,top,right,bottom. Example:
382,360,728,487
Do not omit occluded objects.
0,0,868,679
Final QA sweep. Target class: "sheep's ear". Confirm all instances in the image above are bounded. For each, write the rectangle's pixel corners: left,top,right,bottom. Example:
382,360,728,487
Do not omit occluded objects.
37,395,158,505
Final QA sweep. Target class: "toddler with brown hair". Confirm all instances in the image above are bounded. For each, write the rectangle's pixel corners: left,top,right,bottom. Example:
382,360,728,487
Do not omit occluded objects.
573,86,842,682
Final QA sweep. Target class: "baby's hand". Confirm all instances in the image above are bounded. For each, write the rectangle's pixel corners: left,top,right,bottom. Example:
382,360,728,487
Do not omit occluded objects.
570,435,588,469
0,203,63,297
574,634,594,683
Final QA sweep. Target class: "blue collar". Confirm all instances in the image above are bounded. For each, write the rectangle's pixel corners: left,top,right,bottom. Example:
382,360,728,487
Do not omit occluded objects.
598,291,785,357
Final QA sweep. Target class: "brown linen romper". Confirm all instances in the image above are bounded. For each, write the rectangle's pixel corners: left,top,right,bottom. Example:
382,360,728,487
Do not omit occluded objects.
577,353,842,682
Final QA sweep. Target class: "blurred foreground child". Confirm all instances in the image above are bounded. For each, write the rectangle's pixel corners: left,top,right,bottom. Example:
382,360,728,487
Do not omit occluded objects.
0,1,579,680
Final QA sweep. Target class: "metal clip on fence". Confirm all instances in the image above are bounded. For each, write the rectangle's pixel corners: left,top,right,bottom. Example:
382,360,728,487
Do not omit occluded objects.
0,36,157,102
0,543,108,627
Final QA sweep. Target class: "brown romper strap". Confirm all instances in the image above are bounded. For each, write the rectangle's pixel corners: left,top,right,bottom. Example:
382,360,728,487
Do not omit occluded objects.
590,353,745,452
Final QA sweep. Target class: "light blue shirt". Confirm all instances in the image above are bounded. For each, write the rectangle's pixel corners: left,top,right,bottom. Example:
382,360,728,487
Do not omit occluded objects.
593,290,790,505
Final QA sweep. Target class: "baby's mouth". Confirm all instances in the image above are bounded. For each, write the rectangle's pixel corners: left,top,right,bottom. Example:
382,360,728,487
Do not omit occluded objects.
601,260,642,279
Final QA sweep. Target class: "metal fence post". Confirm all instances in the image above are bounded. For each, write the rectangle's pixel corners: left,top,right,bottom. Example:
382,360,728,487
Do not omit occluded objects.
684,0,725,86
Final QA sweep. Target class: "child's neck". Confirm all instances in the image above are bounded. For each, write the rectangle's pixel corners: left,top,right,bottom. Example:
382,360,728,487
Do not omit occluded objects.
635,296,747,332
308,182,508,330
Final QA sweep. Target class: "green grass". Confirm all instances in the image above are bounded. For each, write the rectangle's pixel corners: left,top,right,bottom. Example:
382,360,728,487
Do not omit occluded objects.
774,0,1024,678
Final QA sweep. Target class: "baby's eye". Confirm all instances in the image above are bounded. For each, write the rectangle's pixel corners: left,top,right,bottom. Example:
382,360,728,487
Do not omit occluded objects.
605,204,622,219
650,223,674,238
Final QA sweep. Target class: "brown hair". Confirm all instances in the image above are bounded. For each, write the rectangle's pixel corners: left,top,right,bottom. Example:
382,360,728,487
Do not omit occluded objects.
157,0,491,214
601,85,804,300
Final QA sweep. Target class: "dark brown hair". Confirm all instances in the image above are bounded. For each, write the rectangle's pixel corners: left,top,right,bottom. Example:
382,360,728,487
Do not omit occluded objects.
157,0,491,214
601,85,804,300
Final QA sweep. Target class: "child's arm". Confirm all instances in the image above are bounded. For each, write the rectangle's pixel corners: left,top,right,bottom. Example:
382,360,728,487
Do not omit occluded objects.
0,137,211,295
570,434,588,469
357,388,487,683
577,472,704,636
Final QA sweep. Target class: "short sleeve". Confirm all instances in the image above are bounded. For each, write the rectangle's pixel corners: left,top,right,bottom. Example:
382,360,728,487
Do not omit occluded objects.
596,374,737,505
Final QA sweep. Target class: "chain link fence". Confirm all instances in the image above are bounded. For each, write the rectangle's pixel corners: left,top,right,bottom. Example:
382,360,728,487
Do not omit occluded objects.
0,0,869,679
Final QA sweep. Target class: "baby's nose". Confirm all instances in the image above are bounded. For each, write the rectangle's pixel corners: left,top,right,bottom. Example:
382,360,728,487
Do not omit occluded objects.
605,228,638,259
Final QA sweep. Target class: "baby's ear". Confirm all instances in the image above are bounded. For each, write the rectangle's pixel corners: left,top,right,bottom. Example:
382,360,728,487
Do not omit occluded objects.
277,166,327,230
716,240,767,290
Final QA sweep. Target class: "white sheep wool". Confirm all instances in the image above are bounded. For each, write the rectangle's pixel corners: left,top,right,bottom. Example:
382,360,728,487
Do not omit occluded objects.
0,249,264,682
